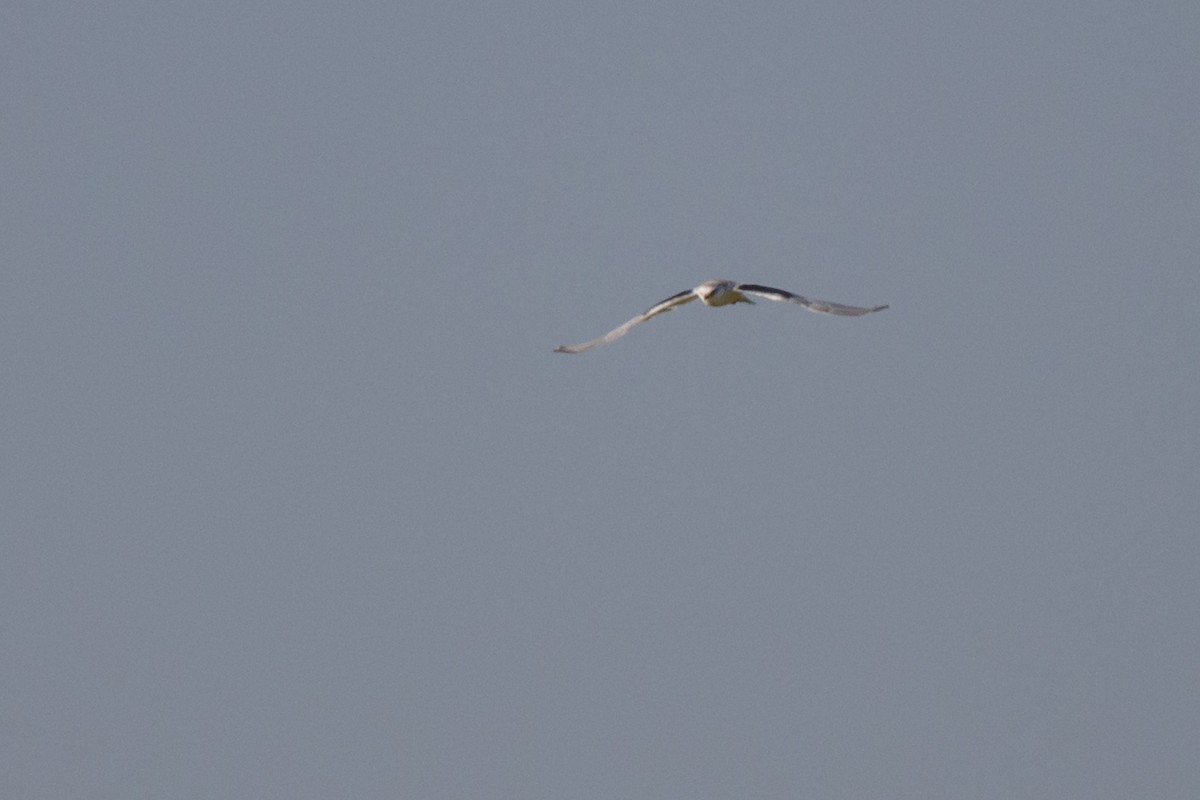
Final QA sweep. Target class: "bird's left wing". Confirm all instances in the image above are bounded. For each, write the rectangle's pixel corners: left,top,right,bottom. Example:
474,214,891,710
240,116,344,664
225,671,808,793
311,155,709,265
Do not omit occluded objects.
736,284,889,316
555,288,698,353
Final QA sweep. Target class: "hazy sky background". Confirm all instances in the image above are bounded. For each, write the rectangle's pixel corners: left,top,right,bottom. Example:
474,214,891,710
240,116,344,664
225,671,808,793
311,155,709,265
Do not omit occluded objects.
4,2,1198,798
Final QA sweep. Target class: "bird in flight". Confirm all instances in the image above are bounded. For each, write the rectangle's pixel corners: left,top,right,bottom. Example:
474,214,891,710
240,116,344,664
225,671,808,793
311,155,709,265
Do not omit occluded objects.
554,279,888,353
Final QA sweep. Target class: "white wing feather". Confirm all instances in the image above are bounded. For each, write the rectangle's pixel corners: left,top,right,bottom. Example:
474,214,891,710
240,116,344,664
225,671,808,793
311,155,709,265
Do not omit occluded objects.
735,284,889,316
555,289,698,353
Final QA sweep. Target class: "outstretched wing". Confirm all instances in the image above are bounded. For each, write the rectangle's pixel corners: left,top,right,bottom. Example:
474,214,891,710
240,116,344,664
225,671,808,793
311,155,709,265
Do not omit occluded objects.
736,284,889,316
555,289,698,353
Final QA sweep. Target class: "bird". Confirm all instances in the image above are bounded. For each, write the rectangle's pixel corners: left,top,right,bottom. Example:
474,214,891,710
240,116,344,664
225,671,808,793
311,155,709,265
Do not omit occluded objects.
554,279,888,353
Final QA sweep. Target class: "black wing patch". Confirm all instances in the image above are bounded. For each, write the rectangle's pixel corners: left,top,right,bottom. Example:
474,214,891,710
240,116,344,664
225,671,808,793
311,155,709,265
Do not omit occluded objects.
642,288,696,315
735,284,799,302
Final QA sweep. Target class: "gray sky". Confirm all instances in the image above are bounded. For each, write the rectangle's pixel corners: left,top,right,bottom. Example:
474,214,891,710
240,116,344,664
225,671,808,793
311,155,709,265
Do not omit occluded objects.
4,2,1198,798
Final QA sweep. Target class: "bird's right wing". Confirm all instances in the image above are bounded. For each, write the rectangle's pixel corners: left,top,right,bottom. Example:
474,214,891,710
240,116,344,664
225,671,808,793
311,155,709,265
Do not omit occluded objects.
555,289,698,353
736,284,889,316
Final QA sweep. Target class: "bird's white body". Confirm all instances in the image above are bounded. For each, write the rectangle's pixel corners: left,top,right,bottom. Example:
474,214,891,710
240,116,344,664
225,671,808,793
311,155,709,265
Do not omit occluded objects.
694,279,753,307
555,278,887,354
